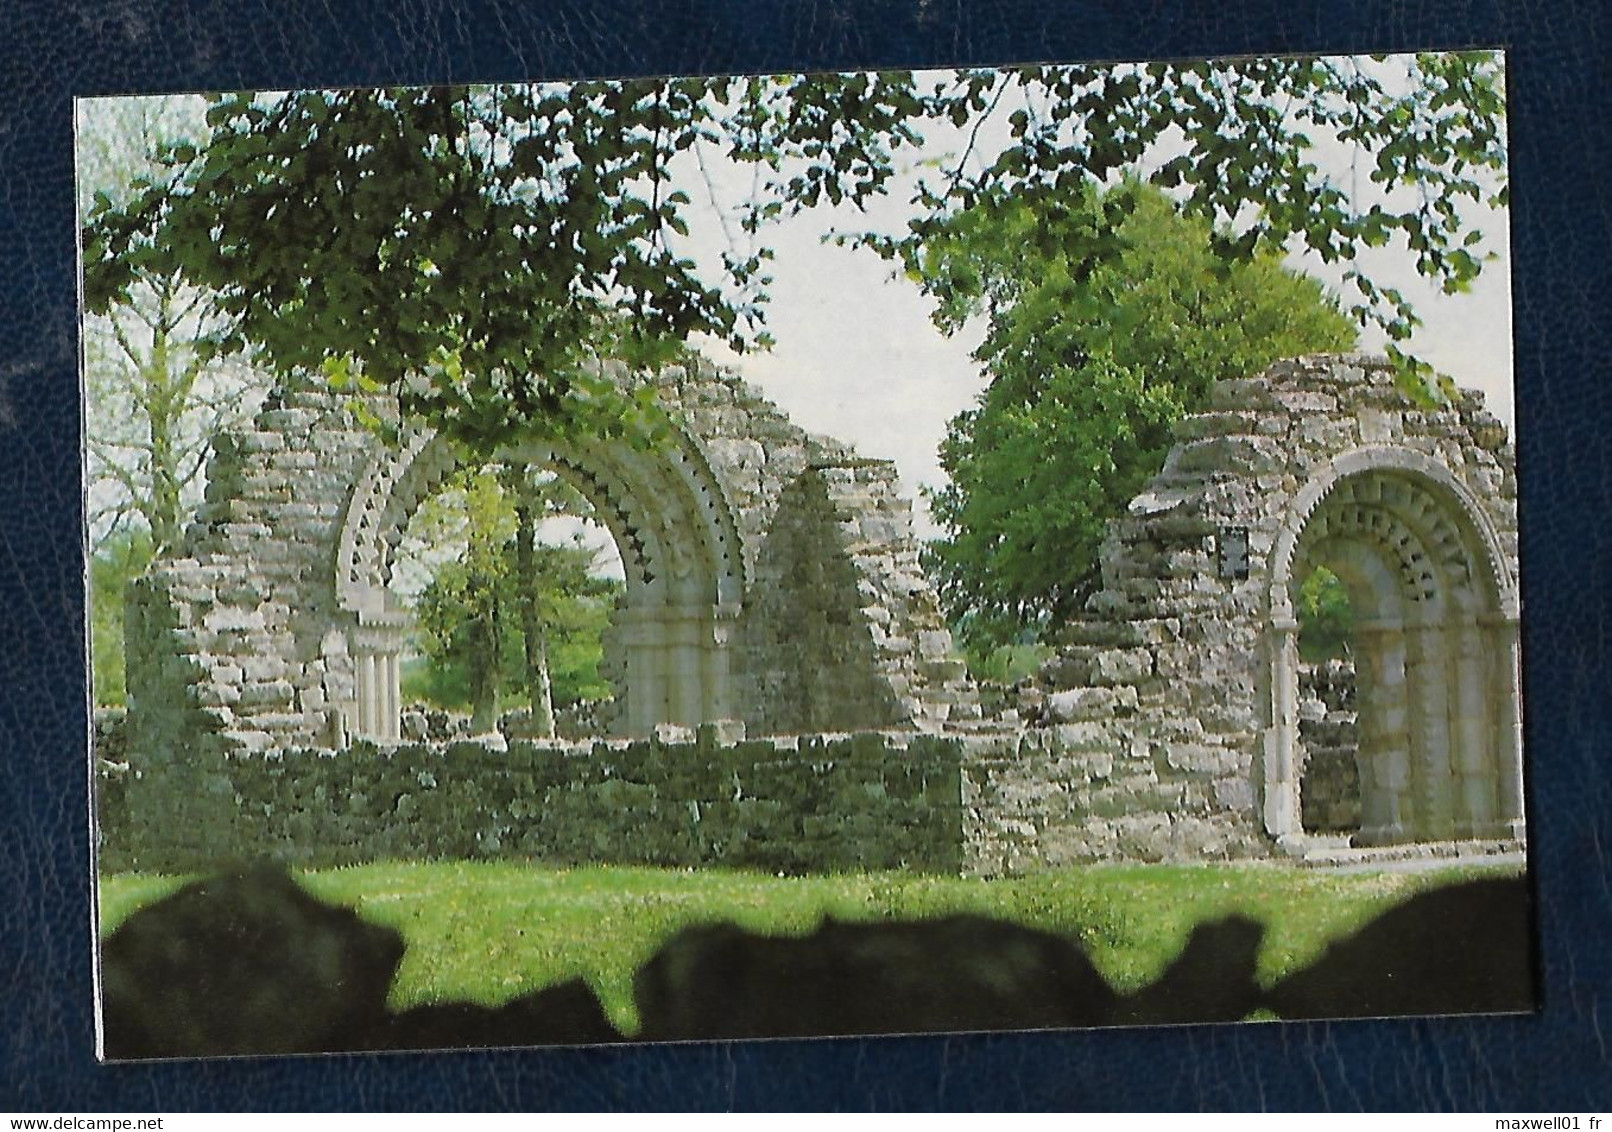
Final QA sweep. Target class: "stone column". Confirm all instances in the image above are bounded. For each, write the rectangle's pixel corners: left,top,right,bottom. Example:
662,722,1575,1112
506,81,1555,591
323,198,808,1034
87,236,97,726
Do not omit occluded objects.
1263,618,1301,842
359,652,379,738
1354,621,1410,845
383,652,401,742
1489,613,1527,839
1453,615,1496,836
619,608,664,736
1408,618,1455,839
673,608,703,726
351,612,409,742
703,603,741,724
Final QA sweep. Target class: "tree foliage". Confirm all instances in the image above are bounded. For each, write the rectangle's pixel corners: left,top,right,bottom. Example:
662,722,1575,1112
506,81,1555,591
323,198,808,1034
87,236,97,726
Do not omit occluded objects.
923,183,1358,648
1297,567,1356,663
80,55,1506,451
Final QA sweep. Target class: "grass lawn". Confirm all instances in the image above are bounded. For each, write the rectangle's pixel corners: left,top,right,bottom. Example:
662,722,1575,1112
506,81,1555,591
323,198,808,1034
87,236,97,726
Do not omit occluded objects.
97,860,1522,1034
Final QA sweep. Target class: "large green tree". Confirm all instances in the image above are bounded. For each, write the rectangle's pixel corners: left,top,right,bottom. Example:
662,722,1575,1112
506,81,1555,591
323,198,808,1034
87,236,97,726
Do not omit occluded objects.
922,183,1358,649
80,55,1506,452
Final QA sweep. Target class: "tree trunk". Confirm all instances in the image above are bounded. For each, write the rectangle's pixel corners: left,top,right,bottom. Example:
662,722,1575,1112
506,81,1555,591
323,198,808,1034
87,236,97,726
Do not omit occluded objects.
467,595,502,734
503,466,556,738
531,626,555,738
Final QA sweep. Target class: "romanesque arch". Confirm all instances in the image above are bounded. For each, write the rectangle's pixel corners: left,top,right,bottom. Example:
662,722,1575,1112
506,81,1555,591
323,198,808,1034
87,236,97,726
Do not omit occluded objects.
122,356,974,773
331,421,749,740
1262,449,1524,847
964,355,1525,870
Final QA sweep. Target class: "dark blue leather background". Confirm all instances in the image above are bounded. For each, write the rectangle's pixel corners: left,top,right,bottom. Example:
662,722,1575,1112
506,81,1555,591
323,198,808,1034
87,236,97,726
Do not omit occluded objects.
3,0,1607,1111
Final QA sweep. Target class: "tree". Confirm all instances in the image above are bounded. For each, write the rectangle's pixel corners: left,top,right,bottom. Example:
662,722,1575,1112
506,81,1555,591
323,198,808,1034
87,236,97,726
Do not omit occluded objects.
415,470,509,735
78,97,264,551
499,465,604,736
921,182,1358,649
78,97,270,706
409,466,620,730
80,55,1506,452
1297,567,1355,663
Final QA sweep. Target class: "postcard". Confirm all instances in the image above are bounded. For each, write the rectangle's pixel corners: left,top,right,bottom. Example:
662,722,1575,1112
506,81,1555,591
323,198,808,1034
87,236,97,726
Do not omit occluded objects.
79,51,1533,1060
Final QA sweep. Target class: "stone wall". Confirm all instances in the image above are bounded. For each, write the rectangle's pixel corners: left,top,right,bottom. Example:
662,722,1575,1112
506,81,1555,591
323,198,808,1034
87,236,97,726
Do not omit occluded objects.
977,354,1523,864
961,722,1271,874
102,730,968,876
1297,660,1361,833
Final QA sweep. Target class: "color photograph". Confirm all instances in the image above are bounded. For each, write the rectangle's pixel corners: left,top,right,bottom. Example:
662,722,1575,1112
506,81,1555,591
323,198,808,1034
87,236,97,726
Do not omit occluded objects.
79,51,1533,1060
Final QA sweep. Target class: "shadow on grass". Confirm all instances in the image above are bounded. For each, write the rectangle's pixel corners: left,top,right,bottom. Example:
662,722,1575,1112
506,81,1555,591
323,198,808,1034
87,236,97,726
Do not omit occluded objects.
95,864,1535,1059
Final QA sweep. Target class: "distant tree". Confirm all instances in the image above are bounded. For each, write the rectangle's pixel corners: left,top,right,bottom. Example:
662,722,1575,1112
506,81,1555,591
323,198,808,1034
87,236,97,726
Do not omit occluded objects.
920,182,1358,649
1297,567,1355,663
89,529,153,707
77,96,263,552
412,470,513,731
499,465,605,736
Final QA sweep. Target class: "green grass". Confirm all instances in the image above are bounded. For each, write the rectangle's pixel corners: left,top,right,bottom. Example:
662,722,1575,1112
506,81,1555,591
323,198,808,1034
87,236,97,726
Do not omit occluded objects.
97,860,1521,1034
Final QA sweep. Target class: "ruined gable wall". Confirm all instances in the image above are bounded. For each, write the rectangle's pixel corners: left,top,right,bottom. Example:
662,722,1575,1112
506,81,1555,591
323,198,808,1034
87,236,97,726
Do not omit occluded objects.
121,357,971,779
964,354,1519,872
651,360,975,731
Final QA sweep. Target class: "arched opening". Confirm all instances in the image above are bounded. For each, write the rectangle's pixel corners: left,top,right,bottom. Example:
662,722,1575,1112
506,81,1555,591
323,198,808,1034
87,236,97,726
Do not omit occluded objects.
391,461,625,740
333,425,747,741
1265,452,1524,849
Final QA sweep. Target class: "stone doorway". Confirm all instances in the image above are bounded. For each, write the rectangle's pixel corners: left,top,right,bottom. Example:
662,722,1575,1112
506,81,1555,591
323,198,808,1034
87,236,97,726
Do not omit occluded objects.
1265,450,1525,849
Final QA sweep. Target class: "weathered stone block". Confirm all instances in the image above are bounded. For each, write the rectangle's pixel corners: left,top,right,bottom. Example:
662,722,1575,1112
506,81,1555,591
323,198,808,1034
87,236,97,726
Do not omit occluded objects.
235,680,296,709
1159,742,1241,776
1090,648,1152,685
1045,685,1138,722
1113,815,1173,861
1207,379,1278,411
1172,436,1286,476
1211,776,1257,813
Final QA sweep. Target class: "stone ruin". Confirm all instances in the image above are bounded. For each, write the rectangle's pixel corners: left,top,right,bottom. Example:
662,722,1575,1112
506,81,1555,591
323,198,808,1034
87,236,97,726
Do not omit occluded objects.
964,354,1523,869
105,352,1524,873
1297,660,1361,835
129,356,975,749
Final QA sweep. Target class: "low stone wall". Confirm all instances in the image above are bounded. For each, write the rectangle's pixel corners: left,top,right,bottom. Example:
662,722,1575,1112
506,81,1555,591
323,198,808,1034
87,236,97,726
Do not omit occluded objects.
99,730,967,876
960,726,1271,876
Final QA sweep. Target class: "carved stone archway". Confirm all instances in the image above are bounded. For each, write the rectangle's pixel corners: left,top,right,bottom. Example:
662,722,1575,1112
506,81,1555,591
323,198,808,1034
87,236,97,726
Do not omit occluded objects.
123,356,975,769
964,355,1526,871
332,423,748,740
1263,449,1524,848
